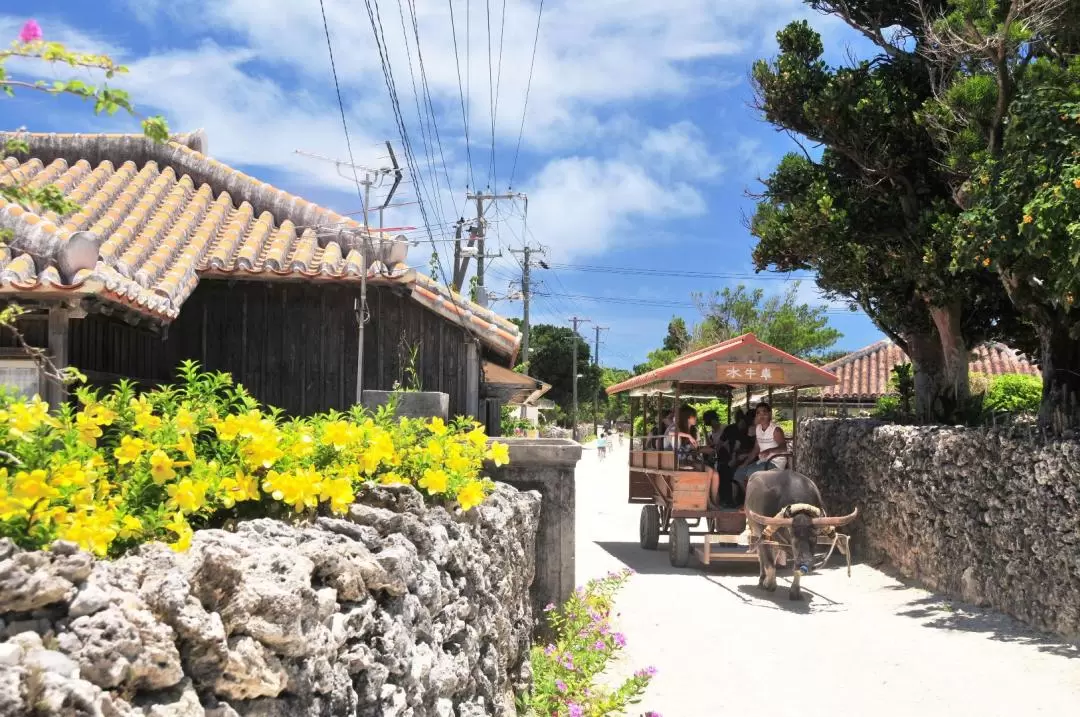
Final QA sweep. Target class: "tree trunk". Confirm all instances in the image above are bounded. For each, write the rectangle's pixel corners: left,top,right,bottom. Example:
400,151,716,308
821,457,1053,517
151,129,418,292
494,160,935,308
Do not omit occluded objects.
1036,319,1080,434
928,301,971,421
905,330,949,424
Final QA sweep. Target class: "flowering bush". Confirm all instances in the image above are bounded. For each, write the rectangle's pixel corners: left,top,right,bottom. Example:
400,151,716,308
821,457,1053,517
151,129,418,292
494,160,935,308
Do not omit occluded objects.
523,569,656,717
0,362,508,557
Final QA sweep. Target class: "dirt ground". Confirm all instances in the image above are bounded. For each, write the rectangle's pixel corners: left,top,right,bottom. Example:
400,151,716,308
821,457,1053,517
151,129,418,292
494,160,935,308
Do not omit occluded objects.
574,441,1080,717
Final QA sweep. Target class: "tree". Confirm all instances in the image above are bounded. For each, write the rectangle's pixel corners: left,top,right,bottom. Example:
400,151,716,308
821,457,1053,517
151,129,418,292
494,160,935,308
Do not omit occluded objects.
691,282,842,359
662,317,691,354
632,348,677,376
749,11,1029,422
526,324,601,420
917,0,1080,429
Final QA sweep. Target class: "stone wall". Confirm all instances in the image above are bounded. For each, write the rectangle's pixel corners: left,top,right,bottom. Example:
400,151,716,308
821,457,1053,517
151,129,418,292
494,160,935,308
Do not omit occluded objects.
800,418,1080,638
0,484,541,717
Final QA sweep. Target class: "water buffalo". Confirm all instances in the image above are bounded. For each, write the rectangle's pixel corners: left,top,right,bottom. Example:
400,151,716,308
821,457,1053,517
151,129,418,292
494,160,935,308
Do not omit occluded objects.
743,469,858,600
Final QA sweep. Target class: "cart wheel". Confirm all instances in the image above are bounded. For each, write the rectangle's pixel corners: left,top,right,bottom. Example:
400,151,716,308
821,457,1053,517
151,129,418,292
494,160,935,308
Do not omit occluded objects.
669,518,691,568
639,505,660,550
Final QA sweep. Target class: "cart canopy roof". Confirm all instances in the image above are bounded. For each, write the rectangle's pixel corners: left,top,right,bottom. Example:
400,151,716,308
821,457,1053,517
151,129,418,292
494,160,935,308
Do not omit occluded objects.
606,333,839,396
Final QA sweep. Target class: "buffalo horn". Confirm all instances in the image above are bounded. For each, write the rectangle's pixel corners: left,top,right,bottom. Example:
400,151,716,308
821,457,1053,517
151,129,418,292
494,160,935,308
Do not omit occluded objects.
810,507,858,527
745,509,793,527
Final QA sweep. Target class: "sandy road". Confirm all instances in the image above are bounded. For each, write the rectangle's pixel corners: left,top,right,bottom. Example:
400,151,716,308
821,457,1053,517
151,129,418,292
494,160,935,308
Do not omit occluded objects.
574,442,1080,717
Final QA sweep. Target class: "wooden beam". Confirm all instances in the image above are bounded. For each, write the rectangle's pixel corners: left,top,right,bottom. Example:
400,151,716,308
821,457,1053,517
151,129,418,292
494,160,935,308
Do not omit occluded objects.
45,306,69,409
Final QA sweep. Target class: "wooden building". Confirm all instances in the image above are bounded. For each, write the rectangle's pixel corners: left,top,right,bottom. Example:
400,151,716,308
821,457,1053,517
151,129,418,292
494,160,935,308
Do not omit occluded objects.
0,131,521,418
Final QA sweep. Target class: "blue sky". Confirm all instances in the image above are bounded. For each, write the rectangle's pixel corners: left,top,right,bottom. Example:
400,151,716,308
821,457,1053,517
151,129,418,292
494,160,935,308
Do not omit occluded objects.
1,1,885,369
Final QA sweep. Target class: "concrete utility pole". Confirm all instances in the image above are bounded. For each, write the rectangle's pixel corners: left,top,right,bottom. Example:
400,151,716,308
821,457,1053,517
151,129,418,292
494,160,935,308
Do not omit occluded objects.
593,325,608,439
569,316,590,442
509,244,544,372
464,191,523,306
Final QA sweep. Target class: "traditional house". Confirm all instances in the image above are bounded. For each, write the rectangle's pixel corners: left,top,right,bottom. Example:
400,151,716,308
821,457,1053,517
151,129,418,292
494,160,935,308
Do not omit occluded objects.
0,131,521,419
741,339,1040,418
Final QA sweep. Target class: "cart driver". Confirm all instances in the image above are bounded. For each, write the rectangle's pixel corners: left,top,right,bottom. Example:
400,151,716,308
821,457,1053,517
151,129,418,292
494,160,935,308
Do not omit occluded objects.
732,402,787,500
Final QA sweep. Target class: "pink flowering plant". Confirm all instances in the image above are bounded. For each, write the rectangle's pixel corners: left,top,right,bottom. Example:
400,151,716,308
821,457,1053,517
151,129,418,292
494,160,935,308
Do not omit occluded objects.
522,569,655,716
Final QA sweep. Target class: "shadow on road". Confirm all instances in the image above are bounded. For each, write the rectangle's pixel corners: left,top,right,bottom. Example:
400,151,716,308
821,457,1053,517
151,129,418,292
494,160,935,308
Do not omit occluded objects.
593,540,760,576
897,596,1080,660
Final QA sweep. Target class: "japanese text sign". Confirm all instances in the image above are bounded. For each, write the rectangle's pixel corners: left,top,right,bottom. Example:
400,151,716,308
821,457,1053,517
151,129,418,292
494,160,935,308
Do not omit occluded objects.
715,363,786,383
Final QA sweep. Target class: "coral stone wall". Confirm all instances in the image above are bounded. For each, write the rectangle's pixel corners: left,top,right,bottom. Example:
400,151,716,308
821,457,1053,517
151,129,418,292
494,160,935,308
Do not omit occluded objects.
800,419,1080,638
0,484,540,717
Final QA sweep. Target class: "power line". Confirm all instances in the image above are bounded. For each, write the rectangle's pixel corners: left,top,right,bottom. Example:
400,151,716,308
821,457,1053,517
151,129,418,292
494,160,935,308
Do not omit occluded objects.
317,0,368,219
544,262,816,281
447,0,475,190
508,0,545,190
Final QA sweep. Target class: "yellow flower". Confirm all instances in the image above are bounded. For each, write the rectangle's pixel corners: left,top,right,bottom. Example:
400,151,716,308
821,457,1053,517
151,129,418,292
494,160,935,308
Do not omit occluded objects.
148,449,176,484
425,440,444,461
320,477,355,514
243,435,283,470
167,478,208,514
466,427,487,449
428,417,448,436
446,444,473,474
321,420,354,449
1073,178,1080,189
118,515,143,539
12,469,58,505
175,433,197,462
486,442,510,467
1022,214,1034,224
218,470,260,509
380,472,407,486
75,412,103,446
214,416,242,441
165,512,193,552
418,468,449,494
456,481,486,511
981,257,991,267
289,431,316,459
58,511,118,557
262,469,320,513
51,461,90,489
114,435,147,465
134,410,162,433
84,403,116,426
8,398,53,436
174,406,197,434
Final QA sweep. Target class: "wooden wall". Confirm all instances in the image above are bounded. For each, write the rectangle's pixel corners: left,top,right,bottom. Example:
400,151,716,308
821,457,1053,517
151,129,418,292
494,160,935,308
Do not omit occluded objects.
49,279,478,417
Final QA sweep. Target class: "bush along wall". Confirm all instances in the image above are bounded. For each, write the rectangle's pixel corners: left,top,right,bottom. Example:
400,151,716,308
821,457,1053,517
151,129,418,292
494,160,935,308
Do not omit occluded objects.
800,418,1080,639
0,364,539,716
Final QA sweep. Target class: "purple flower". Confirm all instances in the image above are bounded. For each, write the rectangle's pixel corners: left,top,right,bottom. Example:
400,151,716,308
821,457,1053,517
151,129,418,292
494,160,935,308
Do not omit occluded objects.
18,19,42,43
635,665,658,678
593,639,606,651
555,679,567,693
599,622,610,635
568,703,583,717
544,644,556,656
544,602,555,612
645,712,662,717
561,653,575,670
613,632,627,648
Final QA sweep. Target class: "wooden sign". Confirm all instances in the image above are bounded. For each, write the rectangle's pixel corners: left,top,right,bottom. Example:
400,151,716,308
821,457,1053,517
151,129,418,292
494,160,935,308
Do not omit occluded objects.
715,363,786,383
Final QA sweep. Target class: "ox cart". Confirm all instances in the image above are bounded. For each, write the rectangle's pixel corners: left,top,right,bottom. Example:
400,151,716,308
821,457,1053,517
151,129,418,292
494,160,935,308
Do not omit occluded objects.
605,333,853,571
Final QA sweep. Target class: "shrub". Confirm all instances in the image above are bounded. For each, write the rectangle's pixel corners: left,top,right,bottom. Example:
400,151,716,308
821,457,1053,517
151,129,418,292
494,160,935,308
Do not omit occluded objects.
0,362,508,557
523,569,655,716
983,373,1043,415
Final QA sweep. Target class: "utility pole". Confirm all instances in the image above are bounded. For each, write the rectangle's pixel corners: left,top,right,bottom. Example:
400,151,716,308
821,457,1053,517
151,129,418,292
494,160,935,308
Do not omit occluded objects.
294,144,401,404
593,325,609,439
464,190,524,307
569,316,590,442
509,244,544,371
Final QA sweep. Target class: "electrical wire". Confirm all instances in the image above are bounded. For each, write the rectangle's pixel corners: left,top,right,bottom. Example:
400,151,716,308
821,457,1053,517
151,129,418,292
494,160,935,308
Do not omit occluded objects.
508,0,544,190
543,262,815,281
447,0,475,190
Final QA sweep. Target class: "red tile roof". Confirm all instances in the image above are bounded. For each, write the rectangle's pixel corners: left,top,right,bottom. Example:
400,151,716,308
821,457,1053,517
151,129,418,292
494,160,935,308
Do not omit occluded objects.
819,339,1039,401
0,131,521,358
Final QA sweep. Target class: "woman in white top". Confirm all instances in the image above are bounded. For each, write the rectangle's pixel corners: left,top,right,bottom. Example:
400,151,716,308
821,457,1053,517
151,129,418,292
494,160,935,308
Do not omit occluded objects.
732,402,788,496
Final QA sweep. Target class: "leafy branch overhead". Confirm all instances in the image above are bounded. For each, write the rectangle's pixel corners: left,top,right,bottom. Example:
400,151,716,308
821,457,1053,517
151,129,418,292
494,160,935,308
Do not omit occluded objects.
1,20,170,221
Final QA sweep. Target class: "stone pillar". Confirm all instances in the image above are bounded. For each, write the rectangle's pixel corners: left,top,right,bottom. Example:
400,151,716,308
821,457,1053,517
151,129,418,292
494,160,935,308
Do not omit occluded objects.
484,438,581,636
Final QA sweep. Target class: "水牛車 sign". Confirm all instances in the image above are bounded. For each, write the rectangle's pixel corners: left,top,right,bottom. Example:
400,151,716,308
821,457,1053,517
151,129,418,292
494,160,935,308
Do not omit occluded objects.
715,364,786,383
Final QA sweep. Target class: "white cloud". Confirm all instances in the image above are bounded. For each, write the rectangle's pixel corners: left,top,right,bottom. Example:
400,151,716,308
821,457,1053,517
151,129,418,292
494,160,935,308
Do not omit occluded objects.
638,121,724,181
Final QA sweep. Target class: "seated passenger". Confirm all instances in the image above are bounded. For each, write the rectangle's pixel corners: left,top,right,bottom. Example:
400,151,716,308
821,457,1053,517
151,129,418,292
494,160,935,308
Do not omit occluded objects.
732,402,788,503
